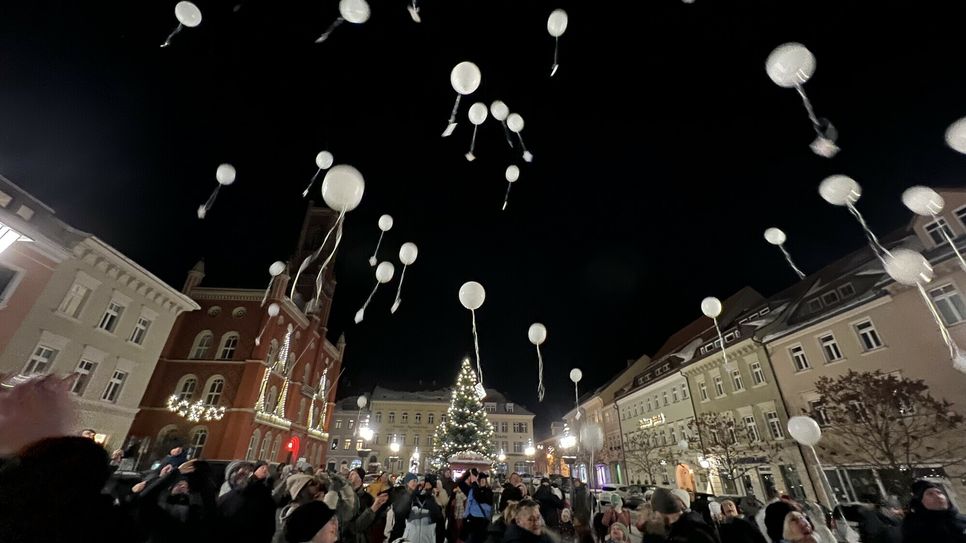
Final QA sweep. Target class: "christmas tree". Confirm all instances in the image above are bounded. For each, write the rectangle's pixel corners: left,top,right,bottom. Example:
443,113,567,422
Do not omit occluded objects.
431,359,496,467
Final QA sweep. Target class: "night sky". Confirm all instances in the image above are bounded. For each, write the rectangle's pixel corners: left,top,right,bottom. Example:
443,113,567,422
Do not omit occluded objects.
3,0,966,430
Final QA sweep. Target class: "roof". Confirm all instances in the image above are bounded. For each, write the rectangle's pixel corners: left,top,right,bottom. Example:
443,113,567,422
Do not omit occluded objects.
652,287,766,360
362,385,535,416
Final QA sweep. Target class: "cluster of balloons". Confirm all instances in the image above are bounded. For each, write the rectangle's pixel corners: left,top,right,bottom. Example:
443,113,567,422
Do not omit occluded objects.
161,1,202,48
765,43,839,158
197,164,236,219
316,0,370,43
355,226,420,321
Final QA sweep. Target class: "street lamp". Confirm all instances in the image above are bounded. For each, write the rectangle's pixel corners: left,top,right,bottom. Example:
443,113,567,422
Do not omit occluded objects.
359,426,374,442
498,450,507,463
389,436,400,472
525,443,536,475
560,434,577,450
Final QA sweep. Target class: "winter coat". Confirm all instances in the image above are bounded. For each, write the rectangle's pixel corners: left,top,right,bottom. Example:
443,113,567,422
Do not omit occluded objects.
601,508,631,530
138,468,218,543
217,476,277,543
500,483,525,513
665,514,719,543
572,485,593,527
856,508,901,543
484,515,510,543
902,501,966,543
559,520,576,543
533,485,564,529
502,522,555,543
388,486,416,542
403,491,445,543
718,516,767,543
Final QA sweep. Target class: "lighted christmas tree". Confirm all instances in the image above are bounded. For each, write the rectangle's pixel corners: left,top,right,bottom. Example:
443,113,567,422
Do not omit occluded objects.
431,359,496,468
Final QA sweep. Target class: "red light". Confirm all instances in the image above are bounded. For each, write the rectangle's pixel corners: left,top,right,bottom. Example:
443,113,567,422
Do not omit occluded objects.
287,441,294,450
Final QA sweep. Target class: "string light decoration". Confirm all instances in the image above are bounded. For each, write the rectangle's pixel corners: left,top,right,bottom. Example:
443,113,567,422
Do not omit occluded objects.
166,395,225,422
430,359,496,468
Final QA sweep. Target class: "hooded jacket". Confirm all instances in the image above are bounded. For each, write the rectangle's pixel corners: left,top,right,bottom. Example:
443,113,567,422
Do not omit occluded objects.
902,498,966,543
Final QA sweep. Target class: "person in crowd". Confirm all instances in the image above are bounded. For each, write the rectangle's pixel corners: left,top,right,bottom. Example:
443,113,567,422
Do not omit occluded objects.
762,500,795,543
369,472,390,497
902,480,966,542
755,488,782,538
503,499,553,543
651,487,718,543
403,474,445,543
670,489,705,525
634,502,668,543
441,468,457,497
284,501,340,543
570,479,593,532
274,474,323,543
857,495,902,543
559,508,576,543
781,512,818,543
450,484,468,543
217,461,277,543
137,458,219,543
330,468,389,543
387,472,421,542
602,495,631,531
533,478,564,530
720,500,740,520
434,476,451,543
717,500,767,543
500,473,527,512
459,469,495,543
605,522,630,543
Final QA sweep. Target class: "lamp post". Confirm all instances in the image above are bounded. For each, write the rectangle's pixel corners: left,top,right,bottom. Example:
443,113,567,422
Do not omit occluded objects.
498,450,507,475
389,437,400,473
525,442,536,476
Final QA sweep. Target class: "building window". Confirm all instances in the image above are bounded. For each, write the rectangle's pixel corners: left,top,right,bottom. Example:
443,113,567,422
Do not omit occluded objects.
356,439,364,450
428,413,435,425
484,402,497,413
97,301,125,333
821,291,840,306
930,284,966,325
819,334,844,362
335,419,343,430
766,411,784,439
331,439,339,450
501,422,509,433
731,369,744,391
789,345,810,371
441,414,446,423
807,299,822,313
129,317,152,345
809,401,831,426
744,416,761,442
343,439,351,450
854,320,883,351
204,377,224,406
23,344,58,375
266,386,278,411
681,384,689,399
646,398,652,411
514,461,528,473
925,217,955,245
176,375,197,401
414,435,420,446
190,427,208,458
401,412,409,423
271,435,281,460
191,331,214,359
218,333,239,360
58,283,91,318
71,359,98,395
672,387,679,402
750,362,766,385
388,412,395,423
415,413,422,423
699,381,709,401
101,370,127,403
513,441,523,453
713,376,725,397
506,403,514,413
375,412,382,423
663,391,669,406
513,422,528,433
348,419,355,430
246,430,260,460
838,283,856,298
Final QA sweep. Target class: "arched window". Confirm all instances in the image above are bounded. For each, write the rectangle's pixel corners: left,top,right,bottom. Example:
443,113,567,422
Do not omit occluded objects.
190,331,214,359
175,374,198,401
217,332,240,360
271,434,281,461
267,386,278,411
246,429,261,460
302,363,312,384
266,339,279,366
260,432,273,460
157,424,179,441
298,398,307,423
189,426,208,458
203,375,225,406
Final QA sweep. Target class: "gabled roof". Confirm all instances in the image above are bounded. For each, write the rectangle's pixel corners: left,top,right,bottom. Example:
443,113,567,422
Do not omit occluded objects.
652,287,767,360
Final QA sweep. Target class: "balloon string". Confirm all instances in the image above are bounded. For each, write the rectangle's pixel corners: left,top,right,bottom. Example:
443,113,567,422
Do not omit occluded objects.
552,37,560,74
261,276,275,307
934,215,966,272
536,344,545,402
501,121,515,148
315,17,344,43
314,216,345,302
392,265,408,312
255,313,272,347
778,244,806,279
502,183,512,211
448,94,462,125
713,317,731,371
846,202,892,262
354,282,381,323
573,380,579,404
198,184,221,219
302,168,322,198
471,309,483,385
794,84,823,136
370,231,385,266
917,283,960,360
517,133,530,157
469,125,479,155
291,208,346,299
161,23,183,48
294,341,314,365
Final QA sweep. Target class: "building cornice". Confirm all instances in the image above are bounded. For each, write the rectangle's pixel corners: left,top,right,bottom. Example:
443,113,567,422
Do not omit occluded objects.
681,338,761,376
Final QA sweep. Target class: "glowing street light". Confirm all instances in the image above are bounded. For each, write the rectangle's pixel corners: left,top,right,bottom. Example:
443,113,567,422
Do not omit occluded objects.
390,440,401,454
359,426,374,441
560,434,577,449
525,445,536,457
498,450,507,462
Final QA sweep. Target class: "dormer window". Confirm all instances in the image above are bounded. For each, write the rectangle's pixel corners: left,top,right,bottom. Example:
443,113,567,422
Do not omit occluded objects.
821,291,841,306
955,206,966,229
759,307,770,316
724,332,736,343
506,403,514,413
925,217,954,246
807,298,823,313
838,283,855,298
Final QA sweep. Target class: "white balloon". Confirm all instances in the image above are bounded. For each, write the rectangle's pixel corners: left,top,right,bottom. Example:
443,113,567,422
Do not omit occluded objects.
321,165,365,212
902,186,944,216
459,281,486,310
787,416,822,446
216,164,236,186
375,261,395,283
316,151,334,170
378,214,394,231
701,296,722,318
450,62,482,96
528,323,547,345
547,9,569,38
765,43,816,88
884,249,933,286
569,368,583,383
945,117,966,155
399,242,418,265
819,175,862,207
764,227,787,246
468,103,488,125
339,0,371,24
175,1,203,27
507,113,524,133
505,165,520,183
267,303,280,317
357,395,368,408
579,422,605,451
490,101,509,121
269,261,286,277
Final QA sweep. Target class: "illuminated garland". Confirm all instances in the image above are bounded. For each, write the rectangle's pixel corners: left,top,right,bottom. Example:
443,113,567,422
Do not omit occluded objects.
167,395,226,422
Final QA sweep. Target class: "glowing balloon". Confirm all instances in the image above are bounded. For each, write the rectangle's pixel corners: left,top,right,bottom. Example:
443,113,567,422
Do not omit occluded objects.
902,186,944,216
378,214,394,232
357,395,368,408
579,422,605,451
399,242,418,265
316,151,334,170
507,114,525,133
267,303,280,317
819,175,862,207
787,416,822,446
469,103,488,125
547,9,569,37
569,368,583,383
528,323,547,345
269,261,286,277
765,43,816,88
459,281,486,310
321,165,365,212
216,164,236,185
946,117,966,154
451,62,482,95
339,0,371,23
764,227,787,246
506,165,520,183
884,249,933,286
375,261,395,283
175,1,203,26
490,101,509,121
701,297,722,318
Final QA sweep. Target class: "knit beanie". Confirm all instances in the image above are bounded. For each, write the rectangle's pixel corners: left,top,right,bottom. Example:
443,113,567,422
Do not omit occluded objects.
764,501,795,543
285,501,336,543
650,488,680,515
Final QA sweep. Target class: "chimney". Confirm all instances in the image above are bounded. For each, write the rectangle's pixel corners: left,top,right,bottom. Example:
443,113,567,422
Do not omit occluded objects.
269,268,291,302
182,260,205,295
